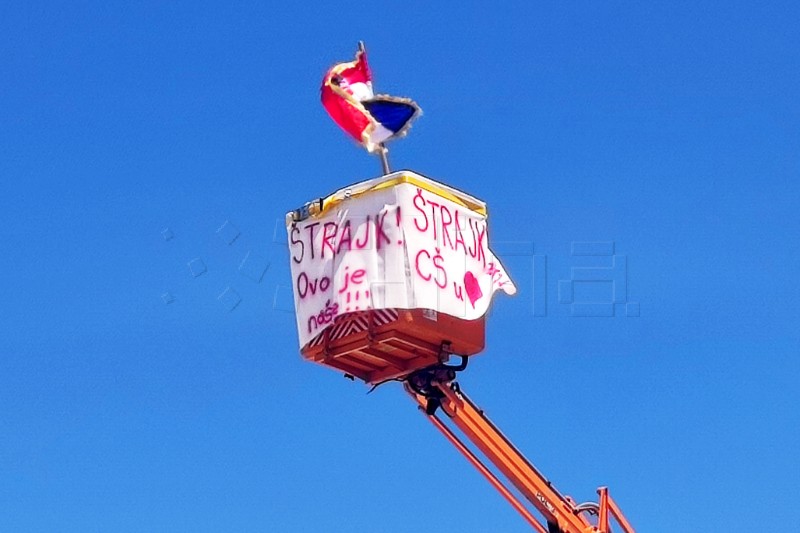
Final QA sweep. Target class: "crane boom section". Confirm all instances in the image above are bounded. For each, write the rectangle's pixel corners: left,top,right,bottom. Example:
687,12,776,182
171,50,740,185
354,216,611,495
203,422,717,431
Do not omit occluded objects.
406,380,635,533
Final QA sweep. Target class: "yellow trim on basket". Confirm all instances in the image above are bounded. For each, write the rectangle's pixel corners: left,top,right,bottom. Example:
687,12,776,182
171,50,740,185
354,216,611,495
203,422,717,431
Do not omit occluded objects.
317,173,487,218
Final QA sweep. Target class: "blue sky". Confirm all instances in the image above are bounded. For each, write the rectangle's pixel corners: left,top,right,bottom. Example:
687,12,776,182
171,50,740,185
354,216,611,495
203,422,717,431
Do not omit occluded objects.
1,1,798,531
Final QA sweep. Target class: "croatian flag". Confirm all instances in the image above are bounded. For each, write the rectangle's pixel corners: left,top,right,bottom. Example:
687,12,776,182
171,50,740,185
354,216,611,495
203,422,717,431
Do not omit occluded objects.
321,45,421,153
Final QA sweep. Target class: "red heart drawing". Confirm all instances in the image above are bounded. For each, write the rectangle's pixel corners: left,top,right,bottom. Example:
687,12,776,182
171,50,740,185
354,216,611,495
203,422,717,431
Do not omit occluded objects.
463,271,483,308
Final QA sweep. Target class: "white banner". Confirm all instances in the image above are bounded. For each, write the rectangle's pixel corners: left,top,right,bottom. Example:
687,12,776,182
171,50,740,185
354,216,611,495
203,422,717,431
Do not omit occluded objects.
287,177,516,347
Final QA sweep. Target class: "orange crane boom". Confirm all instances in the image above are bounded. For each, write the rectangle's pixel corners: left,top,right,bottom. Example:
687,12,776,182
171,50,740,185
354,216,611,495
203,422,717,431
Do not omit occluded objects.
404,362,635,533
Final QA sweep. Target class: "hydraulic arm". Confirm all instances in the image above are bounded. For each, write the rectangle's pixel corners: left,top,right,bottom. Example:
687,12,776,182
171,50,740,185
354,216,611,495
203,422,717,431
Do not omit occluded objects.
404,362,635,533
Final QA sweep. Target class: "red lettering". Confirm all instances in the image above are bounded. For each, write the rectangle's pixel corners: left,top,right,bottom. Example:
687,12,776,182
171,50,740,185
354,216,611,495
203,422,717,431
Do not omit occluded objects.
432,249,447,289
355,215,371,249
427,199,440,241
415,249,432,281
376,211,391,249
468,219,477,258
338,266,351,293
486,262,505,287
453,282,464,301
468,219,487,265
413,188,428,233
454,212,467,254
339,267,366,294
321,222,337,258
474,223,487,266
441,205,454,250
351,269,365,285
337,220,352,254
415,247,449,290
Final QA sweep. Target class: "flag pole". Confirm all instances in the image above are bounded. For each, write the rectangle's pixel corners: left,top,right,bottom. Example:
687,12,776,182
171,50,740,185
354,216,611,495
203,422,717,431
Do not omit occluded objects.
378,143,391,175
359,41,391,175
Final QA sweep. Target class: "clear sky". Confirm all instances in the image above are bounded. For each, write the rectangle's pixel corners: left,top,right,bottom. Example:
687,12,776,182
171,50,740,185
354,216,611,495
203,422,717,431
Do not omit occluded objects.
1,1,799,531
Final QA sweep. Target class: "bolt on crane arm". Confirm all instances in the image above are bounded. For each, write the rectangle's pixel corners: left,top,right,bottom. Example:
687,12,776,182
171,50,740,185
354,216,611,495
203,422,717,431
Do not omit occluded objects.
405,377,635,533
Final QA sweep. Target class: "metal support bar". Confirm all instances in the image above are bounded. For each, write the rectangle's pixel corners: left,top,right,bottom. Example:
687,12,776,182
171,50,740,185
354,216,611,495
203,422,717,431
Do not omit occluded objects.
424,411,550,533
434,382,591,533
607,491,636,533
598,486,610,532
378,143,390,175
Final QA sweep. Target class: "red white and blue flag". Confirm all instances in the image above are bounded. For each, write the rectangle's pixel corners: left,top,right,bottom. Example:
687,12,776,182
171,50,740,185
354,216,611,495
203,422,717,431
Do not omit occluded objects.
321,45,421,153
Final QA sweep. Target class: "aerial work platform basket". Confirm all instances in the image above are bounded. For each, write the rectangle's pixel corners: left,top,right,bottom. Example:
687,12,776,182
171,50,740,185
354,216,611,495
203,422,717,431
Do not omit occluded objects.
286,170,514,384
302,308,485,384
